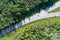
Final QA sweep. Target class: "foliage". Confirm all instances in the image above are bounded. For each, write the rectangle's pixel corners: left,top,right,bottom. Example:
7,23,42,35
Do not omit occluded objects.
0,17,60,40
0,0,58,29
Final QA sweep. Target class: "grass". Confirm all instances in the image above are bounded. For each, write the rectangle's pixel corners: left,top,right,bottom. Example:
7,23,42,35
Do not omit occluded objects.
48,7,60,13
0,16,60,40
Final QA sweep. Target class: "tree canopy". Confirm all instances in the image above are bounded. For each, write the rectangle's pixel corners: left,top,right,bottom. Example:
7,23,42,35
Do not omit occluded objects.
0,0,58,29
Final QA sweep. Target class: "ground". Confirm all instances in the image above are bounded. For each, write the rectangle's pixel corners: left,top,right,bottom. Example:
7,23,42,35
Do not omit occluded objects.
0,17,60,40
48,7,60,13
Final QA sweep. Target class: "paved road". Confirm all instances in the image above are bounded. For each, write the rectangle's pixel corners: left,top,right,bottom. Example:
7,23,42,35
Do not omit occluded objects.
0,1,60,37
15,1,60,27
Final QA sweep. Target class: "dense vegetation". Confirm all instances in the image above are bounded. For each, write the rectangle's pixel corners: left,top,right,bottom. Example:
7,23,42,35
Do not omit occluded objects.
0,0,58,29
48,7,60,13
0,17,60,40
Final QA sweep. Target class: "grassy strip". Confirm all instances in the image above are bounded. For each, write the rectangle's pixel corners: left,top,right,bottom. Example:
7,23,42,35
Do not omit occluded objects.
0,16,60,40
48,7,60,13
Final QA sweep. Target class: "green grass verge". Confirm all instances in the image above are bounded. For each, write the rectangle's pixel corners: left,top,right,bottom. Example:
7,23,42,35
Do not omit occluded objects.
48,7,60,13
0,16,60,40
